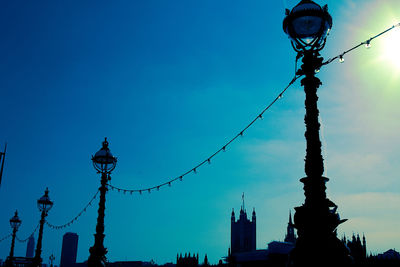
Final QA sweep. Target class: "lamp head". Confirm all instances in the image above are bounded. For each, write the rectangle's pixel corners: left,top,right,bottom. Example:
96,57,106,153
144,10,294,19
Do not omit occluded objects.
10,210,22,230
283,0,332,52
92,138,117,173
37,187,53,213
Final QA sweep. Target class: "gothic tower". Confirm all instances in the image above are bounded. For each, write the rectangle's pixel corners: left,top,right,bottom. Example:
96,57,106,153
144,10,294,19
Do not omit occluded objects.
230,194,256,254
284,211,297,244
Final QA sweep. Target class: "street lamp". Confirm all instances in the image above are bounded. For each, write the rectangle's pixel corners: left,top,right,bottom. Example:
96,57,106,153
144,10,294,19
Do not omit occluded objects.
5,210,22,266
32,188,53,267
88,138,117,267
283,1,351,266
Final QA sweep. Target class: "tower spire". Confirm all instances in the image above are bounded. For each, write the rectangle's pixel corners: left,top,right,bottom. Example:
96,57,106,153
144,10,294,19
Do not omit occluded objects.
242,192,245,212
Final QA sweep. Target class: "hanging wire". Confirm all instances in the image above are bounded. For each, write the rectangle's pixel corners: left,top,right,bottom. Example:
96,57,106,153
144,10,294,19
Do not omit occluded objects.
0,234,11,243
322,22,400,66
107,22,400,196
108,73,303,195
16,223,40,243
46,189,100,230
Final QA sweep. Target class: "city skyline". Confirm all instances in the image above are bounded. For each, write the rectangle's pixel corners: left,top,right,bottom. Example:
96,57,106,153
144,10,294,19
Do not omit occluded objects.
0,0,399,265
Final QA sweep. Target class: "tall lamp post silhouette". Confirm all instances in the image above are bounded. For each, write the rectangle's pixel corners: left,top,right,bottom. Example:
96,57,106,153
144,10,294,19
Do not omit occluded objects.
5,210,22,266
88,138,117,267
283,1,351,266
32,188,53,267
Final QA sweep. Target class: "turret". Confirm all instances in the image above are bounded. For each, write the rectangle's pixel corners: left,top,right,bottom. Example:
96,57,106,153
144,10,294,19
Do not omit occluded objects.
252,208,256,222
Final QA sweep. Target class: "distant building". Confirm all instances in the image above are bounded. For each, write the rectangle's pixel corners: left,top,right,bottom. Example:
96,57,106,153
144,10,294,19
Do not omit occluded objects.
26,235,35,258
230,195,256,254
60,232,79,267
177,253,198,267
342,233,367,262
377,249,400,260
283,211,296,244
227,207,296,267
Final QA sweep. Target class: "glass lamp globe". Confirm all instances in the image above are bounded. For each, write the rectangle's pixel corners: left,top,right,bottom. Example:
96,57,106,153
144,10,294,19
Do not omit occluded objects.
37,188,54,213
10,210,22,230
283,0,332,52
92,138,117,173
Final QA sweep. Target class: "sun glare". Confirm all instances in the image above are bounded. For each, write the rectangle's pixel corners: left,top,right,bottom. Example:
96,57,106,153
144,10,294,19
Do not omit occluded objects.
381,25,400,71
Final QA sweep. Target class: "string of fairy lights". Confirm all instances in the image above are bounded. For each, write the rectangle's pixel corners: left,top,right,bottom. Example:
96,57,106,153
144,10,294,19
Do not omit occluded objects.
107,22,400,195
46,189,99,230
0,234,11,243
1,23,398,237
107,74,302,195
322,22,400,66
16,223,40,243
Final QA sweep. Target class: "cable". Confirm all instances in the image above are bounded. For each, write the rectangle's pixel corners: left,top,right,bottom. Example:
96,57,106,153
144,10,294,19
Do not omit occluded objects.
0,234,11,243
46,189,99,230
16,223,40,243
108,74,302,195
322,23,400,66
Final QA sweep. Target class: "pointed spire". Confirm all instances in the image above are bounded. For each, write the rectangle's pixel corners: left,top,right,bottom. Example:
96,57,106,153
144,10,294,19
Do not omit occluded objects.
241,192,245,212
289,210,293,224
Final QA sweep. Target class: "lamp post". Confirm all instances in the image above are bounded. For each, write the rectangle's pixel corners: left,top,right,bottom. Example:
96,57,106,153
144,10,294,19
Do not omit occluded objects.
283,1,351,266
6,210,22,266
32,188,53,267
88,138,117,267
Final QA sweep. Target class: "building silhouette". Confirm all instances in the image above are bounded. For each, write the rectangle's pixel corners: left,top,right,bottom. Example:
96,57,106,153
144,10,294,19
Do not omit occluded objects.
60,232,79,267
176,253,199,267
342,233,367,263
230,195,256,254
26,235,35,258
283,211,296,244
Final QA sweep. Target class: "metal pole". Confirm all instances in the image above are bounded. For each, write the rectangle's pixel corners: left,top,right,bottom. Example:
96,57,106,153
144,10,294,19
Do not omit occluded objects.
32,210,46,267
88,172,108,267
290,51,351,267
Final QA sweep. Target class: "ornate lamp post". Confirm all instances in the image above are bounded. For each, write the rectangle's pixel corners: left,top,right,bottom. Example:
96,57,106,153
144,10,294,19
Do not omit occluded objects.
283,1,351,266
5,210,22,266
32,188,53,267
88,138,117,267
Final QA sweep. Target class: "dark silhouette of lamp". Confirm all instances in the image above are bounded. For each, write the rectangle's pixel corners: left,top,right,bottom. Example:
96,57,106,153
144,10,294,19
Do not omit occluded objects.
5,210,22,266
88,138,117,267
283,1,351,266
32,188,53,267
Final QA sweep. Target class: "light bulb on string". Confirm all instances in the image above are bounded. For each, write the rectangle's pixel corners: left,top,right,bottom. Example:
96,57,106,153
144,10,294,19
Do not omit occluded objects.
207,158,211,164
315,68,320,73
193,168,197,174
258,114,263,120
365,39,371,48
168,182,171,187
339,55,344,63
222,146,226,152
179,176,183,181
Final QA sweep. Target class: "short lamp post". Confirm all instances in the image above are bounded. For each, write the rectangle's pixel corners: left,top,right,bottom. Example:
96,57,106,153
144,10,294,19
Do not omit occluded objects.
88,138,117,267
32,188,53,267
283,1,351,266
6,210,22,266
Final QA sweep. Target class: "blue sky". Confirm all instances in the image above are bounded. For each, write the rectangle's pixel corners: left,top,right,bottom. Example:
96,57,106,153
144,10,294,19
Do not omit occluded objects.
0,0,399,265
